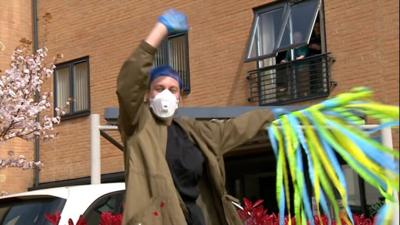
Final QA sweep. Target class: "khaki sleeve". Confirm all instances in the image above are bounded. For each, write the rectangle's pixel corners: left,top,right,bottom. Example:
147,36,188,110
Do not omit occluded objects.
219,109,274,154
194,109,274,155
116,41,156,136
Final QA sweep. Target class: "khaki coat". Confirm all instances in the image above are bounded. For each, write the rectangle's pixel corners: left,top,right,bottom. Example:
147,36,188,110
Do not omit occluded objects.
117,41,274,225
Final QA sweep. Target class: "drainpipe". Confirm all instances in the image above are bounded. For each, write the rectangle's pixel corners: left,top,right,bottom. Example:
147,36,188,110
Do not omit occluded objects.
32,0,40,188
90,114,101,184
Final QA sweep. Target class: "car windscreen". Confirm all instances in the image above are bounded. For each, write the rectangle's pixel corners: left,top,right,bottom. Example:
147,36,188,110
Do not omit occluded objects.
0,196,66,225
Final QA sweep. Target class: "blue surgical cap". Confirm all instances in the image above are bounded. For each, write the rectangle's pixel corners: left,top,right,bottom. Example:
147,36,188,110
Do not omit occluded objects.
149,65,183,90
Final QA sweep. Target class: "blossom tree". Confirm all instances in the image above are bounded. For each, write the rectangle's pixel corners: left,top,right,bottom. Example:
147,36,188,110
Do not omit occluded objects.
0,38,62,142
0,38,64,174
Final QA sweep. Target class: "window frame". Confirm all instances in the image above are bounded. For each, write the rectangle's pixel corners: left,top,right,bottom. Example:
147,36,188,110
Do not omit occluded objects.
154,32,191,95
53,56,91,120
245,0,321,62
246,2,287,61
245,0,330,106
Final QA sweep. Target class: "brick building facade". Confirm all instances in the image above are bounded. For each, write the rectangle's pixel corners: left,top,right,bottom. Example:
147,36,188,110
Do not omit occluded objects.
1,0,398,211
0,0,35,196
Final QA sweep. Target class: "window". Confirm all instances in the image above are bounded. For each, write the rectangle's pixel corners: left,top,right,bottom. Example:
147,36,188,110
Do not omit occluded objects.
54,57,90,119
154,33,191,95
0,197,66,225
83,191,124,225
245,0,332,105
246,0,320,61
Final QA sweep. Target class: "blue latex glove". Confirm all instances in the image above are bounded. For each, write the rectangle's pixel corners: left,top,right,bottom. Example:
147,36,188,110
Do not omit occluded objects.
158,9,188,34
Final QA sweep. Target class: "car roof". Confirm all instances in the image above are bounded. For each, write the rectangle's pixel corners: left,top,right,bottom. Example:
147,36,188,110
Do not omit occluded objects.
0,182,125,200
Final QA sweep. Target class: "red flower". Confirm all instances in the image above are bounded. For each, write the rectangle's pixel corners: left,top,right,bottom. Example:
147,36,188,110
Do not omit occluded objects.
45,212,122,225
237,197,375,225
237,198,265,220
68,216,87,225
99,211,122,225
237,198,274,225
353,214,374,225
45,212,61,225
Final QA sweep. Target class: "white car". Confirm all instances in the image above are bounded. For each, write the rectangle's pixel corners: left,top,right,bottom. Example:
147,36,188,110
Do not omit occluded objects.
0,183,125,225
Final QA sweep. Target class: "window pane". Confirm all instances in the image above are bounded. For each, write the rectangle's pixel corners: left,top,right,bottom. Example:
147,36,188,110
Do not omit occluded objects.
0,197,65,225
55,67,70,114
278,18,291,49
278,0,320,50
73,62,89,112
153,34,191,94
84,192,124,225
247,7,285,59
247,16,259,60
168,35,188,88
154,39,168,66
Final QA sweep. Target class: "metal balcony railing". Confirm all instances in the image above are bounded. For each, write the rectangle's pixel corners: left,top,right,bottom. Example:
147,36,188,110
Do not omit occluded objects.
247,53,333,105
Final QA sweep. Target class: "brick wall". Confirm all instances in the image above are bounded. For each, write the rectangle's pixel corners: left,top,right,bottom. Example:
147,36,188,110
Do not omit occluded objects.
1,0,397,191
324,0,399,148
0,1,34,194
0,140,34,195
325,0,399,102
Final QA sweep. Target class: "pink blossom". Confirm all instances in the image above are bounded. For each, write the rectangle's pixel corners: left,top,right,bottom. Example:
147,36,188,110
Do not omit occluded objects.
0,41,63,142
0,151,42,170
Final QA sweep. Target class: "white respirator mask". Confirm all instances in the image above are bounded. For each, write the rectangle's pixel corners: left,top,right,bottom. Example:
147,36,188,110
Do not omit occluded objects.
149,89,179,119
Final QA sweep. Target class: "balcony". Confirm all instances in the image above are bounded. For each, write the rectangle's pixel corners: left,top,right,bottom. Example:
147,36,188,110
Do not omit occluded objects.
247,53,334,105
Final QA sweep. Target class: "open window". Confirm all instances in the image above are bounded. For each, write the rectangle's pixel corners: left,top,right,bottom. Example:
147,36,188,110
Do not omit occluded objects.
245,0,331,106
246,0,320,61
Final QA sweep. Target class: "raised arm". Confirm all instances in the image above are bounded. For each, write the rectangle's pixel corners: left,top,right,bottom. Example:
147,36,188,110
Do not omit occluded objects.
117,9,188,136
180,109,274,155
218,109,274,154
116,23,167,136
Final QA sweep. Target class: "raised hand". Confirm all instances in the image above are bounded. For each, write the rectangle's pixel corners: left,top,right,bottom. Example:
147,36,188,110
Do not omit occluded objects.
158,9,188,34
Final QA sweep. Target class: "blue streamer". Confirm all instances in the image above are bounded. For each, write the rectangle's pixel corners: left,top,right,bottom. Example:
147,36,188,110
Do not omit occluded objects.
268,125,279,157
374,202,390,225
279,185,286,225
288,114,314,224
303,111,388,190
319,136,354,224
291,111,333,221
272,107,292,118
325,119,398,172
364,121,400,135
296,146,314,225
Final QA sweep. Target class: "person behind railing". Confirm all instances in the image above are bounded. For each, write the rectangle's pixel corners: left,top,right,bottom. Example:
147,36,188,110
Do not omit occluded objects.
116,9,274,225
275,50,290,101
308,20,323,95
308,21,321,56
280,32,309,64
280,31,310,98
